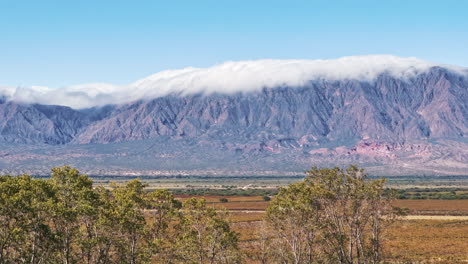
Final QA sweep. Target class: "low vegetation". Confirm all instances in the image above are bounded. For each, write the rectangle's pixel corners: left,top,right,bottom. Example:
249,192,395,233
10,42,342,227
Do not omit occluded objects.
169,188,280,197
0,166,239,264
263,166,403,263
6,165,468,263
395,188,468,199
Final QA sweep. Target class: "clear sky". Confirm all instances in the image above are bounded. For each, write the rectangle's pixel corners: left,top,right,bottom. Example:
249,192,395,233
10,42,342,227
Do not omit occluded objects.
1,0,467,87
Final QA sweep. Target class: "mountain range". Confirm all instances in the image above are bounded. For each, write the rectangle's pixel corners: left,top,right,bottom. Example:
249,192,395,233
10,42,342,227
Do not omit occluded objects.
0,55,467,176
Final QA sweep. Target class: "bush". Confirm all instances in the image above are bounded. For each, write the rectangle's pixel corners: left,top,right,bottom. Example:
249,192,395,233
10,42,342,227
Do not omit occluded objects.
265,165,404,263
0,166,241,263
219,197,229,203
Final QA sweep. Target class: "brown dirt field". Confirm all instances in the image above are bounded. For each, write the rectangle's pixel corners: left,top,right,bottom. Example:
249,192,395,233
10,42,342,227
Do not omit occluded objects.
393,199,468,212
210,201,269,210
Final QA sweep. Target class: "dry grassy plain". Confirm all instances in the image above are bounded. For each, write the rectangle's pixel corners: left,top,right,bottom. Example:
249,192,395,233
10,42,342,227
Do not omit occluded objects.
385,220,468,263
178,196,468,263
177,196,468,213
392,200,468,211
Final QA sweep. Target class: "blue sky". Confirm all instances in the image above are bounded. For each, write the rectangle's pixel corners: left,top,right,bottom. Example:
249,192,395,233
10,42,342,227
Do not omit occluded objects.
1,0,467,87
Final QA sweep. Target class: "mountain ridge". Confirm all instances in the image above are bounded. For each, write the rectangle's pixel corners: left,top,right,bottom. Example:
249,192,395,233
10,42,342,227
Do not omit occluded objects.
0,63,467,176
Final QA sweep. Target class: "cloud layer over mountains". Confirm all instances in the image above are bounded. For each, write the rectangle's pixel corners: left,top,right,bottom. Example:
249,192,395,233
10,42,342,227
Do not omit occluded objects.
1,55,466,109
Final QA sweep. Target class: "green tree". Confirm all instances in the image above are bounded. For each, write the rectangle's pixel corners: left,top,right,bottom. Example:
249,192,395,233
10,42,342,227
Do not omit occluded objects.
48,166,99,264
109,179,150,264
146,189,181,263
305,166,400,263
265,166,402,264
79,186,123,264
175,198,240,264
266,181,324,263
0,175,57,264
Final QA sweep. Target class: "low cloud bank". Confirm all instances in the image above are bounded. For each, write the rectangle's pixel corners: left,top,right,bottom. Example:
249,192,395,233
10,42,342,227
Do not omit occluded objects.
1,55,465,109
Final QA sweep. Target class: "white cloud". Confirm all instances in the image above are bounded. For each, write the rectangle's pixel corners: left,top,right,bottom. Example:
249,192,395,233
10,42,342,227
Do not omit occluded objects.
0,55,466,109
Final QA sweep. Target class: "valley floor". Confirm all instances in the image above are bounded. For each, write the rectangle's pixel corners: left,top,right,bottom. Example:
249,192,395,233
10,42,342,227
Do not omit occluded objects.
179,197,468,263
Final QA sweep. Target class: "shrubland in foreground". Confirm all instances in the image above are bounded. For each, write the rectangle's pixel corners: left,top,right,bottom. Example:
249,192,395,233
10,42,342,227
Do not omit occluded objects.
1,165,405,263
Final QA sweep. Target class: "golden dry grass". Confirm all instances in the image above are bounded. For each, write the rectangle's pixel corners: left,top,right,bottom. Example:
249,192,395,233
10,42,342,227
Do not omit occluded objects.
228,212,265,223
393,199,468,212
233,219,468,263
222,197,468,263
173,196,468,262
228,214,468,263
385,220,468,263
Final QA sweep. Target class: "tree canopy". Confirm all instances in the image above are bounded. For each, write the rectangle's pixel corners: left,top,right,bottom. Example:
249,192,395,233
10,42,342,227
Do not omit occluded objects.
265,165,402,264
0,166,239,264
0,165,401,264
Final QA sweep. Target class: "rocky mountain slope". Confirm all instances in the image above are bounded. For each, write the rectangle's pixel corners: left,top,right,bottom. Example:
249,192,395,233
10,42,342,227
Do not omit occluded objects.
0,56,467,176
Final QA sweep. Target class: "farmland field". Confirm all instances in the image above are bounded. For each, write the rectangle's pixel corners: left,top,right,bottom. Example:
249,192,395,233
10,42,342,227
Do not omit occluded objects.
176,196,468,213
97,176,468,262
180,196,468,263
232,217,468,263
